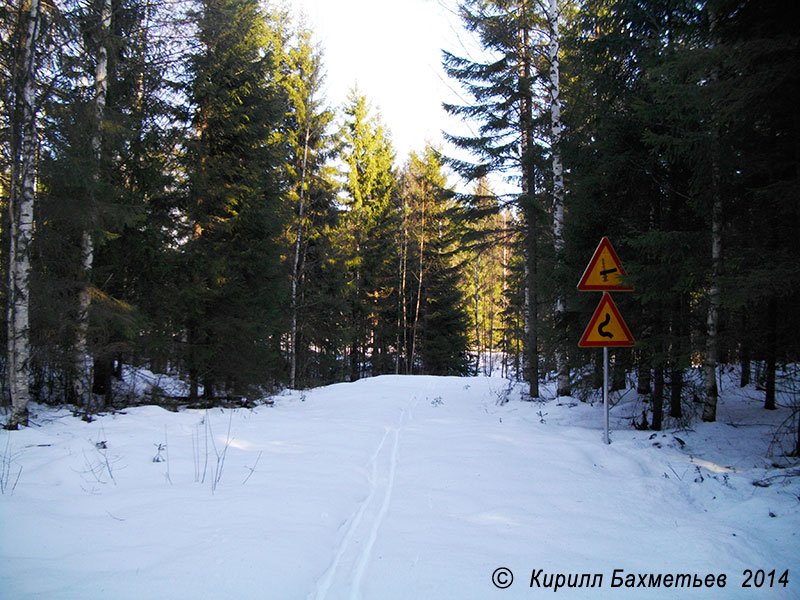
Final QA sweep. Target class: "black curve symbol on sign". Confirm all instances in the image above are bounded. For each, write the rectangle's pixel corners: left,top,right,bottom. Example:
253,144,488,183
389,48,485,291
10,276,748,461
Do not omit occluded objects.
597,313,614,339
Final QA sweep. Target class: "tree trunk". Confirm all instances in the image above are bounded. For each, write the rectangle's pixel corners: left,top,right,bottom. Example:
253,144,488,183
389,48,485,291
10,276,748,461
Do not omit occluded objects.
670,366,683,419
764,298,777,410
519,2,539,398
652,366,664,431
474,253,481,375
290,125,310,389
396,193,408,374
637,358,652,395
703,2,723,422
669,295,683,418
548,0,570,397
73,0,112,413
702,116,723,420
612,353,625,391
6,0,42,429
410,189,426,374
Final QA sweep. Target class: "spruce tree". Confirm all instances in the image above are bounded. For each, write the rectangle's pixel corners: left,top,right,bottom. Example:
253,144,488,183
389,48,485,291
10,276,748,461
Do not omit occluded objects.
338,91,396,379
183,0,289,400
443,0,548,397
282,18,338,388
412,148,471,376
396,146,470,375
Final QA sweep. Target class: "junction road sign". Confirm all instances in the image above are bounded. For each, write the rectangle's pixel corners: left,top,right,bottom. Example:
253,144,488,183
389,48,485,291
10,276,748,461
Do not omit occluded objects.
577,236,633,292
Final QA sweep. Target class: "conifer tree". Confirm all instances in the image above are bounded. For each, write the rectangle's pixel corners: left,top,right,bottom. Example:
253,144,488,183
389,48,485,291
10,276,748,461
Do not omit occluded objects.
396,146,470,375
338,91,396,378
460,178,514,376
86,0,189,396
31,0,185,411
183,0,289,400
412,149,471,376
282,18,338,388
443,0,547,397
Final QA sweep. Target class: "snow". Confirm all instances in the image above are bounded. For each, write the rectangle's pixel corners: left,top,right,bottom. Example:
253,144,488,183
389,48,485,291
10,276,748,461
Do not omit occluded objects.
1,372,798,599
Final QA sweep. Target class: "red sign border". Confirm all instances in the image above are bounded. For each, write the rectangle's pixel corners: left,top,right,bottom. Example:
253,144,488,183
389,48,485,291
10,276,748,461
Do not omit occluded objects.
578,292,635,348
577,237,634,292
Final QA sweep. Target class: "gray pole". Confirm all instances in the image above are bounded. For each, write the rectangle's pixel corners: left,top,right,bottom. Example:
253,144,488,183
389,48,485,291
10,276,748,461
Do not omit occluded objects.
603,346,610,444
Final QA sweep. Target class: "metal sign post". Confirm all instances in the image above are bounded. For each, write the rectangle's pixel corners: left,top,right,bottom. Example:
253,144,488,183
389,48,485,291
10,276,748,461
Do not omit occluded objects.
577,238,635,445
603,347,609,445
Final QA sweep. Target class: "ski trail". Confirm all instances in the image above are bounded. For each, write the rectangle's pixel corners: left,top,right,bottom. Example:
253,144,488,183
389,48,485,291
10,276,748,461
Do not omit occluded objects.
351,422,401,599
313,427,391,600
312,398,414,600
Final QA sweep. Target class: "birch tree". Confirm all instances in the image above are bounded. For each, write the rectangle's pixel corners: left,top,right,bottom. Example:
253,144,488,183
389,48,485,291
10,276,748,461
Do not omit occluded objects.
71,0,112,412
547,0,570,397
5,0,42,429
701,4,722,422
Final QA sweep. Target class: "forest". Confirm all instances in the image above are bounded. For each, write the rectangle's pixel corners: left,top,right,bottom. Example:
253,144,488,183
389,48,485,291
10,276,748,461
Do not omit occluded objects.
1,0,798,449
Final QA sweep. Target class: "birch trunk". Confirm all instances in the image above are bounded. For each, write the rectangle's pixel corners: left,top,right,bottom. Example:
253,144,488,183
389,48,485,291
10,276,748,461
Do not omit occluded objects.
474,254,481,376
548,0,570,397
73,0,111,411
6,0,42,429
409,189,426,373
702,6,722,422
289,125,310,389
519,3,539,398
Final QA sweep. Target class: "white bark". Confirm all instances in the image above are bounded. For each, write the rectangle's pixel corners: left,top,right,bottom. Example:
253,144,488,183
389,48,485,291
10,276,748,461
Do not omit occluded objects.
474,253,481,375
548,0,570,397
519,1,538,398
409,188,426,373
289,125,310,389
703,5,722,422
73,0,111,409
7,0,42,429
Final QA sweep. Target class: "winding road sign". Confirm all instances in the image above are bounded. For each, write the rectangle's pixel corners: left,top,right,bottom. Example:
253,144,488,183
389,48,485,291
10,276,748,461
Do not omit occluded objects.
578,293,635,348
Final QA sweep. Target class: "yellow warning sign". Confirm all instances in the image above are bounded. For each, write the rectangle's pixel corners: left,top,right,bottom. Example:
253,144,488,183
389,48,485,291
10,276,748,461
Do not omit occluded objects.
578,293,635,347
577,237,633,292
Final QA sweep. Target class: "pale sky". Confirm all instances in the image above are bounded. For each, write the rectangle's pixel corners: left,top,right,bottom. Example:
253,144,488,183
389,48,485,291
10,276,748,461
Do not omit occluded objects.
287,0,469,167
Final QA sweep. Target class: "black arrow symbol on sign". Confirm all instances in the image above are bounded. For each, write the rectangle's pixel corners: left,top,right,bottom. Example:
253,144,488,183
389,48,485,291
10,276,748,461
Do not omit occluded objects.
597,313,614,338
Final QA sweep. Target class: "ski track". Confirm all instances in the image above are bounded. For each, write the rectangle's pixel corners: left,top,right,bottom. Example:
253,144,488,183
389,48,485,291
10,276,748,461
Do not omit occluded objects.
312,395,415,600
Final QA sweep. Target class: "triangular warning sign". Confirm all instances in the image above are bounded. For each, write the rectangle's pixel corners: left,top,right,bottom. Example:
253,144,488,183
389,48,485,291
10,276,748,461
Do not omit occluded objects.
577,237,633,292
579,293,635,348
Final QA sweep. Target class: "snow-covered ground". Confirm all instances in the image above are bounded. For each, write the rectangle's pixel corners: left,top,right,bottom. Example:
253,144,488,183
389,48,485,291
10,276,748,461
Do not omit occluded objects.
1,372,798,599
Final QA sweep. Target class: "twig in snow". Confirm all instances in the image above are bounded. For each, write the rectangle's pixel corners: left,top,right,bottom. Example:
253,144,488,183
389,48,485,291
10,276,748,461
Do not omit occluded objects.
1,435,23,495
164,425,172,485
242,451,263,485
